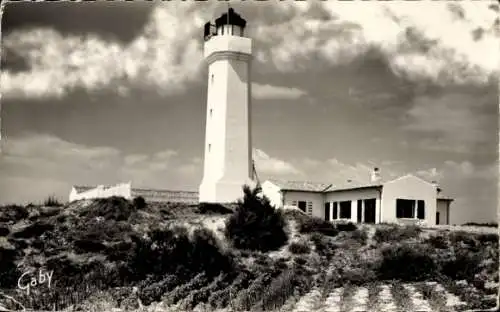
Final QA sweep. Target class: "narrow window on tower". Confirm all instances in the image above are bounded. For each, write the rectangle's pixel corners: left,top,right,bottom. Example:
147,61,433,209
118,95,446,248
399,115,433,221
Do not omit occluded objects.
208,144,211,152
209,109,213,118
211,74,214,84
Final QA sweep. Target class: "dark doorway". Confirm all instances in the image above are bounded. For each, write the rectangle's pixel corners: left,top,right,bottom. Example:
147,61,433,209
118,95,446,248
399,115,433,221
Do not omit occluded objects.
364,198,376,224
436,212,440,225
298,201,307,213
357,200,362,223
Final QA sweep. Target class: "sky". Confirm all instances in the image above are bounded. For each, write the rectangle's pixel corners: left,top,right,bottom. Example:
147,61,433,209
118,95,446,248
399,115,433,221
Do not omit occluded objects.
0,1,499,224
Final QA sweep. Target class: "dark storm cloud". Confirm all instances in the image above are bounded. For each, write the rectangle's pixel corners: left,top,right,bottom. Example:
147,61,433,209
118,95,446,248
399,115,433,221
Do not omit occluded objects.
2,1,154,43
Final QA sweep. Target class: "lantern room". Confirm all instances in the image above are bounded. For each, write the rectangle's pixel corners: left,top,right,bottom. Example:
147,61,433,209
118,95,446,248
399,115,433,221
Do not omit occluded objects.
204,8,247,41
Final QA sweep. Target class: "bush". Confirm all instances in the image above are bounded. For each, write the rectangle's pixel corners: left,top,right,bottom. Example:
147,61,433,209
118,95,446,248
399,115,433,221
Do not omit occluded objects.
0,226,10,236
347,228,368,245
424,234,449,249
336,222,357,232
129,226,234,282
378,242,437,281
132,196,147,210
12,221,55,239
225,185,288,252
475,233,498,245
373,224,421,243
260,270,295,310
440,249,482,281
288,241,310,254
298,217,339,237
198,203,233,215
81,197,135,221
0,204,29,222
310,232,337,259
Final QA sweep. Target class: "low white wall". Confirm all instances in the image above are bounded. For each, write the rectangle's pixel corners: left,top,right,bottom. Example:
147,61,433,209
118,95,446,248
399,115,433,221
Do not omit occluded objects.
70,183,132,202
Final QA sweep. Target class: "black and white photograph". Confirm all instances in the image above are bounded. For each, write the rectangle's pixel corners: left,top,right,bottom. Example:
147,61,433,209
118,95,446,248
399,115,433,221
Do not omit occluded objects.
0,0,499,311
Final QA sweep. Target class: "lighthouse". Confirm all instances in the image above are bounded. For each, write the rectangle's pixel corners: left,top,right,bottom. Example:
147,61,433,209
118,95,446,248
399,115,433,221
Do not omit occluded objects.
198,8,255,203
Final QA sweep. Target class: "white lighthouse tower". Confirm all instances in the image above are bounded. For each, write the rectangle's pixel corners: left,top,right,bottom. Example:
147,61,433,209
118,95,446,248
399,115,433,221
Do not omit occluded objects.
199,7,255,203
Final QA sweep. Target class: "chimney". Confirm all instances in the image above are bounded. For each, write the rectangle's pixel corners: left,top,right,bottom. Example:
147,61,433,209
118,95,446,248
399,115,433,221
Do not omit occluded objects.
370,167,381,183
431,180,441,193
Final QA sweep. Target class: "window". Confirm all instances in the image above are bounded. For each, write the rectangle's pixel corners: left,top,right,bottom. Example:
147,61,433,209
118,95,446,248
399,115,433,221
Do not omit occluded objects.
298,201,307,213
211,74,214,84
306,201,313,216
208,144,211,152
339,201,351,219
396,199,415,218
209,109,213,117
324,202,330,221
357,200,362,223
332,202,338,220
417,200,425,219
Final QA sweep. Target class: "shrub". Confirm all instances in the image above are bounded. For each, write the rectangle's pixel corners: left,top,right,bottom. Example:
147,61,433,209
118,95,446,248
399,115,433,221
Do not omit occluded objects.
232,272,273,311
373,224,421,243
0,226,10,236
0,204,29,222
336,222,357,232
129,225,233,282
378,242,437,281
225,185,288,252
260,270,295,310
81,196,135,221
0,244,19,288
198,202,233,215
12,221,55,239
310,232,337,259
440,249,482,281
288,241,310,254
476,232,499,245
44,195,63,207
138,275,181,305
132,196,147,210
424,234,449,249
298,217,339,237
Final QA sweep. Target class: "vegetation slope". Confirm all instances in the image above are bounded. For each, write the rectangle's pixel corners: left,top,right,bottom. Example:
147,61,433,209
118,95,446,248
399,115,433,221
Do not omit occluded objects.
0,187,497,311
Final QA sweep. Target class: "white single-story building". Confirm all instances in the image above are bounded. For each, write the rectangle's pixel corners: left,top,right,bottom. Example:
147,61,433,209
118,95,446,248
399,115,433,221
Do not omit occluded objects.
261,168,453,226
69,182,199,204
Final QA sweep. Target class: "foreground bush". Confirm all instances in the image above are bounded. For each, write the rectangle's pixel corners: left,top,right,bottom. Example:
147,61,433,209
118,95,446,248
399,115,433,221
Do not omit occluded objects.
288,240,310,254
130,226,234,282
132,196,147,210
225,185,288,252
378,242,437,281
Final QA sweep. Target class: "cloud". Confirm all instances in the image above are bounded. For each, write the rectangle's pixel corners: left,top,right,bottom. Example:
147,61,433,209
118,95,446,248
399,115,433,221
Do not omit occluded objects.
253,1,499,86
253,148,301,176
252,83,307,100
2,1,497,100
403,90,496,154
0,134,188,203
1,2,217,100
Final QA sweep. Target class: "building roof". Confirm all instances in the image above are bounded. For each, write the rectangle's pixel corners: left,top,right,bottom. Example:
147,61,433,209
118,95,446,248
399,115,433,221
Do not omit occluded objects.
73,185,95,193
266,176,453,201
267,178,382,193
215,8,246,28
266,179,333,192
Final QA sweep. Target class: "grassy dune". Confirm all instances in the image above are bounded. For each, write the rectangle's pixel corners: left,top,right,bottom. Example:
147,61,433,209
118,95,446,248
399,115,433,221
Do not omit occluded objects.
0,190,498,312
